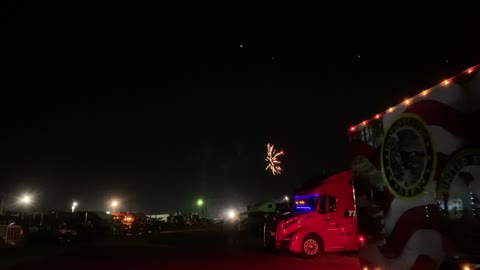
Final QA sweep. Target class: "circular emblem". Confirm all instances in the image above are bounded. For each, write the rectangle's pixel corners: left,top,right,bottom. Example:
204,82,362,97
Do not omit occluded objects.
437,148,480,221
381,114,436,198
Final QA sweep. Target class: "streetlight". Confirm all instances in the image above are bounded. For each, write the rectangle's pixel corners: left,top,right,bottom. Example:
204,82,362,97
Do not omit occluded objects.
227,209,236,220
197,199,206,218
111,200,119,212
19,194,32,220
72,201,78,213
20,195,32,205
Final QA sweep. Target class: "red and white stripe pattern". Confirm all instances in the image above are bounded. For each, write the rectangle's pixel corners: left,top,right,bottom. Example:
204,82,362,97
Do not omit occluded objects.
352,66,480,270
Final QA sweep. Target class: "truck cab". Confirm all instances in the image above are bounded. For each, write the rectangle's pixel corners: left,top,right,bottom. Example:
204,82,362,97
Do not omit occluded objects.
273,170,360,258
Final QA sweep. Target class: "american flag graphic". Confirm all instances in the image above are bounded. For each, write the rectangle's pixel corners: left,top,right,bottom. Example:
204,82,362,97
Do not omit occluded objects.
349,65,480,270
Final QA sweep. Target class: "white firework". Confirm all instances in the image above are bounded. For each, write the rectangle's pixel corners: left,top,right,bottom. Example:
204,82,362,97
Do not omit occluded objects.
265,143,284,175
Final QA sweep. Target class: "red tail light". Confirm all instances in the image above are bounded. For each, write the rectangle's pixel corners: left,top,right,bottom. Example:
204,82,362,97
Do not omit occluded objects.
358,235,365,246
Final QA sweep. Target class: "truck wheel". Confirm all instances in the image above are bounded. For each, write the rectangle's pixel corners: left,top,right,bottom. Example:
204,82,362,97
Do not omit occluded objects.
301,234,323,258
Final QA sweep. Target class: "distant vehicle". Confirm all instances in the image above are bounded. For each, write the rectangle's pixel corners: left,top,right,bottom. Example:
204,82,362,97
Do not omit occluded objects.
112,212,135,226
239,201,287,237
75,211,114,237
57,221,77,243
348,65,480,270
271,170,359,258
238,211,274,235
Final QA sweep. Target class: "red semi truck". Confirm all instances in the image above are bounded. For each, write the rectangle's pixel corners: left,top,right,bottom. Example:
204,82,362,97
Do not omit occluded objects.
348,65,480,270
273,170,361,257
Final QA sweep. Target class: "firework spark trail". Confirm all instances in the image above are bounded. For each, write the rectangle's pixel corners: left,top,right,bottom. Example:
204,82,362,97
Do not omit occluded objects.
265,143,284,175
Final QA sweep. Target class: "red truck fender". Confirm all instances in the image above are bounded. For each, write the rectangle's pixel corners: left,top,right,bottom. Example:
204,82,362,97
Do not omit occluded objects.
289,227,323,254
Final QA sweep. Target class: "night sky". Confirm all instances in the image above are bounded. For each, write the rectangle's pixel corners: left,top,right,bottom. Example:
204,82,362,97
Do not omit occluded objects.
1,2,478,214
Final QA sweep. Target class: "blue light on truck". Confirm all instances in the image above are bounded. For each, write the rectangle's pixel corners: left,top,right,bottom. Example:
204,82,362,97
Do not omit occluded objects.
295,206,312,210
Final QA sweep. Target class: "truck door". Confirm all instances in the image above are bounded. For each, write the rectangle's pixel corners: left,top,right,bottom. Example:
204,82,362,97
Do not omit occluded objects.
319,195,350,250
341,208,358,250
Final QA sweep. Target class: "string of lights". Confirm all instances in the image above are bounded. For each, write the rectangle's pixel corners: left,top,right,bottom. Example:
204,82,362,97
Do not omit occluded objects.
348,65,479,133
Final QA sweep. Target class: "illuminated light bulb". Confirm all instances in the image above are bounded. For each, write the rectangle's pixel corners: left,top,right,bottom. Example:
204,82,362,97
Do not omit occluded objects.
388,107,394,113
404,99,411,105
362,121,367,125
421,90,429,96
375,114,380,119
467,69,473,74
443,79,450,86
349,126,356,132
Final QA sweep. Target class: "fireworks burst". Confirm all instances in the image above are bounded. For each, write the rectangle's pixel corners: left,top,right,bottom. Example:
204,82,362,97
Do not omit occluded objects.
265,143,284,175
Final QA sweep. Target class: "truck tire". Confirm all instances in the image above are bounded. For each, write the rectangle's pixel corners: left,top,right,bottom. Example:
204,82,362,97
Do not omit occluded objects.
263,223,274,250
301,234,323,258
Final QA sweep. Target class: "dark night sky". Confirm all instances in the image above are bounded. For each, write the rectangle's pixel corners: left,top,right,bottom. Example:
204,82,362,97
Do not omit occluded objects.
1,2,478,214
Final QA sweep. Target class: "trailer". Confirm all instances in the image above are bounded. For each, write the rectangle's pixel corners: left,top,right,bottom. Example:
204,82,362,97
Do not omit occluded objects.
348,65,480,270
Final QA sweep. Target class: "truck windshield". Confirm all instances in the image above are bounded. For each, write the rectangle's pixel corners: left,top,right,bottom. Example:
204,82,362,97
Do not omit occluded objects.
292,194,318,214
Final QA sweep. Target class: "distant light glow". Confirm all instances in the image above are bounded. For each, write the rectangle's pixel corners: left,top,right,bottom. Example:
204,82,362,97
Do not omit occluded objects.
111,200,118,207
388,107,394,112
72,201,78,212
197,199,204,206
404,98,411,105
422,90,429,96
467,69,473,74
362,121,367,125
443,79,450,86
284,196,289,201
375,114,381,119
265,143,284,175
227,209,236,219
20,195,31,205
